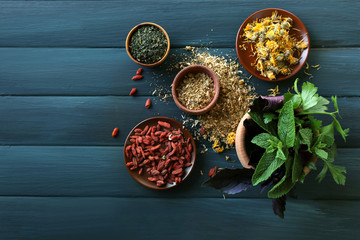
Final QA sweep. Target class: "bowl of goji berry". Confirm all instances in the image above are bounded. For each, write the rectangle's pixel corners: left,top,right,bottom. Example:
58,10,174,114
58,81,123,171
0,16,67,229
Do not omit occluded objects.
123,116,196,190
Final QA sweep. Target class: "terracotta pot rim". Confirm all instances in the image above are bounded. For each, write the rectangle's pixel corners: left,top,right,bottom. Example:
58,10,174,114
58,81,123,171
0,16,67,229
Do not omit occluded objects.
125,22,170,67
172,65,220,115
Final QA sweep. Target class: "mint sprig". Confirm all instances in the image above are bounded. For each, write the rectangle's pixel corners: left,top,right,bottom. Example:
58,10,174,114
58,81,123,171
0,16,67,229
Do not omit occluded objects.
251,78,348,198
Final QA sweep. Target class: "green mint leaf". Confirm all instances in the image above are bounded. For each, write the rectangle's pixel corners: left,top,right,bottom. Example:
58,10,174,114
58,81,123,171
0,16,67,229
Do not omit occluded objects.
315,148,328,160
316,163,328,183
248,112,277,136
333,118,349,141
263,113,277,124
331,96,339,113
268,155,295,198
292,137,303,183
299,128,313,149
276,148,286,161
268,175,295,198
319,142,328,148
304,96,330,113
300,81,319,111
252,151,285,186
278,101,295,147
283,92,293,103
326,144,337,163
251,133,274,149
308,116,322,131
316,144,344,185
265,147,277,153
284,92,301,109
327,162,346,185
319,122,335,147
251,134,283,158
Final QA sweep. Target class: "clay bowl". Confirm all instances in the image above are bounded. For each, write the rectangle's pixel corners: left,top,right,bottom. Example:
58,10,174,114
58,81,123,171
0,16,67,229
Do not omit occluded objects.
236,8,310,81
172,65,220,115
235,113,313,175
123,116,196,190
126,22,170,67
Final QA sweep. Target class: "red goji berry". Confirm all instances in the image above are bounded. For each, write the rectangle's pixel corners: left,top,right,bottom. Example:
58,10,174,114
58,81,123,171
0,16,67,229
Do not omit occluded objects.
208,166,218,178
136,68,143,75
129,88,137,96
132,75,143,80
145,99,151,108
112,128,119,137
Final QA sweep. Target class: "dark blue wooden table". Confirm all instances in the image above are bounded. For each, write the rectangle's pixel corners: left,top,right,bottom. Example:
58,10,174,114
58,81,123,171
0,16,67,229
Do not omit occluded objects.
1,1,359,239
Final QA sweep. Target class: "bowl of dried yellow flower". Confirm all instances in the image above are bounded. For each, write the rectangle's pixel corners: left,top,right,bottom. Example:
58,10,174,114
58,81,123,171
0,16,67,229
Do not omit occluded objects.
236,8,309,81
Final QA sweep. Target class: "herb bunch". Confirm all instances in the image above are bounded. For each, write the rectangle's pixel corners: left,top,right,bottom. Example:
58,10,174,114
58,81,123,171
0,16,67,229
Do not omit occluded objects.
249,78,348,198
203,78,349,217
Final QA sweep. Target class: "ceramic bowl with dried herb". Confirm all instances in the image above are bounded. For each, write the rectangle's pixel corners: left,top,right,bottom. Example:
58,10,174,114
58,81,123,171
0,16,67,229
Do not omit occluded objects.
172,65,220,115
126,22,170,67
236,8,309,81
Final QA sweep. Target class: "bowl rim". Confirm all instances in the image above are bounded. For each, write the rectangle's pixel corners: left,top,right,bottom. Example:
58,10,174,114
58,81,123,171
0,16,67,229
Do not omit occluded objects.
172,65,220,115
235,8,310,82
126,22,171,67
123,116,197,190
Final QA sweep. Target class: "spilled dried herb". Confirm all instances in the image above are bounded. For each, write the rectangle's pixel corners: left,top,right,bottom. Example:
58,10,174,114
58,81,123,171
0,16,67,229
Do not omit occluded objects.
129,25,168,64
179,50,257,147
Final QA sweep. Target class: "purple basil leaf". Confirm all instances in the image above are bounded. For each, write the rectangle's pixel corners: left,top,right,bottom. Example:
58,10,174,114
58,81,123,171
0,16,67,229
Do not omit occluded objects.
272,195,287,219
260,95,284,111
202,168,254,195
260,165,286,192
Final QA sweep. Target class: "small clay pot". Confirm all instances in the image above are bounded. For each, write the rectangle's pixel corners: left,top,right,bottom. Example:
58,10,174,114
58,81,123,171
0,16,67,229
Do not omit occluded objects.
235,113,254,169
126,22,170,67
172,65,220,115
235,113,315,175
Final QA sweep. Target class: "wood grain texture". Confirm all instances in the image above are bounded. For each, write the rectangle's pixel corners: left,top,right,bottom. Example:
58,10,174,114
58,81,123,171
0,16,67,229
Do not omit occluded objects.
0,0,359,238
0,197,359,240
0,48,359,96
0,96,356,146
0,146,357,199
0,1,358,48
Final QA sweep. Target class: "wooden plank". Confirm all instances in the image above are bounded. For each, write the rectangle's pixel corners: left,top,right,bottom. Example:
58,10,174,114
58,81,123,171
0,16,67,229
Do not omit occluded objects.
0,146,357,199
0,197,358,240
0,96,355,147
0,1,358,48
0,48,359,96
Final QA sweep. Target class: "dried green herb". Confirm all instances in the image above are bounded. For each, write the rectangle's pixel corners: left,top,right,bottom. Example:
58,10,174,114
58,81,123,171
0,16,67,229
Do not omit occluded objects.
129,25,168,64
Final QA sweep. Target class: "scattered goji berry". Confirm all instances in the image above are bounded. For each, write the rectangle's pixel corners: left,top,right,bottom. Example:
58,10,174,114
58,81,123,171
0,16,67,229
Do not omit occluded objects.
145,98,151,108
132,75,143,80
136,68,143,75
129,88,137,96
208,166,218,178
112,128,119,137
